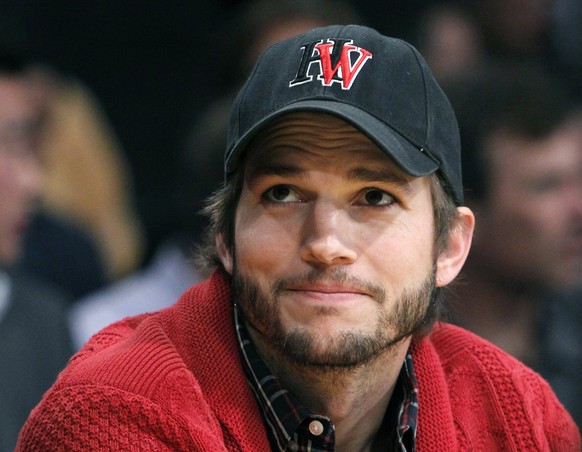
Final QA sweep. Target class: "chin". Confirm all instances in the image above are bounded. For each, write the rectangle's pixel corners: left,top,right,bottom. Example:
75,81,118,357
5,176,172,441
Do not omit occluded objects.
274,327,401,369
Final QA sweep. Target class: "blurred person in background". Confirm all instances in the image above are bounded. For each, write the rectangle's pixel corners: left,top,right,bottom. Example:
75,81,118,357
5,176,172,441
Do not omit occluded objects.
467,0,552,63
417,2,484,82
24,65,145,282
3,61,113,301
18,206,108,300
0,50,73,452
416,0,581,103
444,62,582,425
549,0,582,101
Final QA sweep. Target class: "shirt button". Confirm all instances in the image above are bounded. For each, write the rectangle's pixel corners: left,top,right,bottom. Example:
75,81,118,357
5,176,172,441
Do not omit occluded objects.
286,441,299,451
309,420,324,436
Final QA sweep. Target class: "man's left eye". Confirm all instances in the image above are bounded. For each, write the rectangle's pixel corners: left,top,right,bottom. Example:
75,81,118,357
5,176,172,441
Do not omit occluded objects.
360,189,395,206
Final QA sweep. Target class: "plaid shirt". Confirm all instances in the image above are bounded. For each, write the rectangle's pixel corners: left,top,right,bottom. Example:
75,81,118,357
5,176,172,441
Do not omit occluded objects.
234,304,418,451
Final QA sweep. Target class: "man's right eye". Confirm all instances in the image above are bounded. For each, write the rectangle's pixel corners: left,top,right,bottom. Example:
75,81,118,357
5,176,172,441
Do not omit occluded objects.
263,185,302,203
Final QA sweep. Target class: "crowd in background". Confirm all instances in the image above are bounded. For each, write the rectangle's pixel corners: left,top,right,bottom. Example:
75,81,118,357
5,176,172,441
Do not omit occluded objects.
0,0,581,449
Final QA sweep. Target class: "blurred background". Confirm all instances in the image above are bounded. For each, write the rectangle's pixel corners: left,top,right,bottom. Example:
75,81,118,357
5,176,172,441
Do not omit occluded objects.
1,0,581,448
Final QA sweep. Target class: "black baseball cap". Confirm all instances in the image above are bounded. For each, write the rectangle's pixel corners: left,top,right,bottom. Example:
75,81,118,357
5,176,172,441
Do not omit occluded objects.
226,24,464,204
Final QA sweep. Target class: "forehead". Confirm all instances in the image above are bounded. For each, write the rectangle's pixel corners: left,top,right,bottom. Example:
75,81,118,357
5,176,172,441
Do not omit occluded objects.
242,111,409,177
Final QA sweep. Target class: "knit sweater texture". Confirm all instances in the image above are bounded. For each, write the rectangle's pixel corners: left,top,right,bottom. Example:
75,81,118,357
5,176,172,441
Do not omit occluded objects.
17,271,580,451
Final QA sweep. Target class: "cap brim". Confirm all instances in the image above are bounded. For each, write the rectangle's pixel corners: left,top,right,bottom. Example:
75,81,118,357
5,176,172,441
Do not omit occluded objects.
225,99,439,177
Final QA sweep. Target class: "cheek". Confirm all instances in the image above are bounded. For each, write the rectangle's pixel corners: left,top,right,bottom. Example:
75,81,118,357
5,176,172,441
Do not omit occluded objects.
234,213,299,275
363,218,435,280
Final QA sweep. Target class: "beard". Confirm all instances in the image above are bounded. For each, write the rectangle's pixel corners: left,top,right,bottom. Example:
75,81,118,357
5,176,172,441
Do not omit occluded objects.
233,265,437,370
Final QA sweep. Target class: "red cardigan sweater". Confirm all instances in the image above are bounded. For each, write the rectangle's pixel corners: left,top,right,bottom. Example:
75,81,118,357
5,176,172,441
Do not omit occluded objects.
18,272,580,451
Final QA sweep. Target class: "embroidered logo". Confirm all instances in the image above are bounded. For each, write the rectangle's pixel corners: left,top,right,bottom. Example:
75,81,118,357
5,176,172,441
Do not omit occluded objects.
289,38,372,90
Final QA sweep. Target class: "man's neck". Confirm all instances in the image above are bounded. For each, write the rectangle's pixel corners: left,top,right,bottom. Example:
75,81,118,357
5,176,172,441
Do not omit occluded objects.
249,328,410,452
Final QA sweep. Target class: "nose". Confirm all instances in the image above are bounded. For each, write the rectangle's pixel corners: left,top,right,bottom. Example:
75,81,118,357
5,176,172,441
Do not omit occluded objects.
300,201,358,267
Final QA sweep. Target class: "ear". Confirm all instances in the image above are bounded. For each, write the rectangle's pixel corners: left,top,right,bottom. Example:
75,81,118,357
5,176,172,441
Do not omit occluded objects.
435,206,475,287
216,233,233,275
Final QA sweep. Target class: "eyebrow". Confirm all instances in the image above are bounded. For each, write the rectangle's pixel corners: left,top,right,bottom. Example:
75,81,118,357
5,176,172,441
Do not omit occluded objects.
246,162,413,193
346,167,411,191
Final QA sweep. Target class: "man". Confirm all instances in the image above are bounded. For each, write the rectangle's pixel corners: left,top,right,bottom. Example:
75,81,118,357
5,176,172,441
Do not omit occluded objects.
18,25,579,451
443,63,582,425
0,52,73,451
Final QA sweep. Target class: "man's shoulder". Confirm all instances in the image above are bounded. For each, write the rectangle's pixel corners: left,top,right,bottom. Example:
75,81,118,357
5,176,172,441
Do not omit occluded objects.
17,273,248,450
416,322,565,419
424,322,545,384
55,271,233,396
17,301,232,451
62,312,185,393
428,322,528,368
415,323,580,450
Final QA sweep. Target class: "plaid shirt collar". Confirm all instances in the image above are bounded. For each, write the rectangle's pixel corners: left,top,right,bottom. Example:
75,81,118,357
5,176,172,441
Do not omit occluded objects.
234,304,419,451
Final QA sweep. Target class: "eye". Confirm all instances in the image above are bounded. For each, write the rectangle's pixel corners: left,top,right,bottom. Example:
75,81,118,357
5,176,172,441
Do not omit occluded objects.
263,185,302,203
358,188,396,206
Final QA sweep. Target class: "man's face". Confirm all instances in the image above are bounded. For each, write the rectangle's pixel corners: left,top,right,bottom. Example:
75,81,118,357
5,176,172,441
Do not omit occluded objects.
0,75,43,266
220,112,454,368
475,122,582,288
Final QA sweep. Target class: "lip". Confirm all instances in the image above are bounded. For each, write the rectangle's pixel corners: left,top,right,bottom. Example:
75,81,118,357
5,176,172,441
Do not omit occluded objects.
288,283,367,294
285,284,370,303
